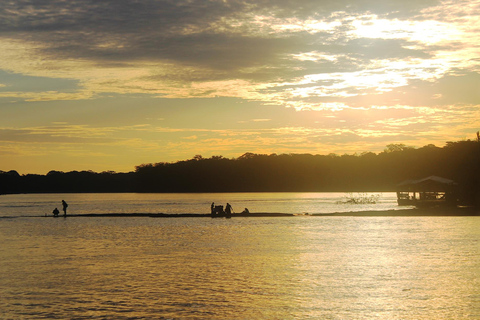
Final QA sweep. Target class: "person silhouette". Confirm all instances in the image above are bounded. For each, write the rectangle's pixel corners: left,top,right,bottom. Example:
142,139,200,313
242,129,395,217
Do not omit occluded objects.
62,200,68,216
52,208,59,217
211,202,215,215
225,203,233,216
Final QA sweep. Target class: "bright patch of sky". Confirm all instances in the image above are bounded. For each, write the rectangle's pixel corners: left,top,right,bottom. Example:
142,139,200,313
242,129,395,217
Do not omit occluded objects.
0,0,479,173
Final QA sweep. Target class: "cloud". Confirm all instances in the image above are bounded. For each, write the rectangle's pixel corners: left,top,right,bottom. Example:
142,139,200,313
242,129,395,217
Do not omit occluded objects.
1,0,479,174
0,1,477,110
0,125,115,143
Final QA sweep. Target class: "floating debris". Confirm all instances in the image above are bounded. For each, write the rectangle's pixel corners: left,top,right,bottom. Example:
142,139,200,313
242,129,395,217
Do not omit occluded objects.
337,193,380,204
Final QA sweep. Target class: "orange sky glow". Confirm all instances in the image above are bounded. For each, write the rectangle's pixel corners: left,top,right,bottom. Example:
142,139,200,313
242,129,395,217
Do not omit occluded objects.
1,0,479,174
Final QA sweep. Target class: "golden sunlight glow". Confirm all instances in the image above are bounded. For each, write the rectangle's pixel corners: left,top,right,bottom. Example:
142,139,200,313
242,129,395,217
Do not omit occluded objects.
291,52,339,62
350,15,460,44
1,0,479,173
247,15,341,34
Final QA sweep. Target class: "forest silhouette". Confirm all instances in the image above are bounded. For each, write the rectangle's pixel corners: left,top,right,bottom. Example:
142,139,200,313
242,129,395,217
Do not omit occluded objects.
1,139,479,206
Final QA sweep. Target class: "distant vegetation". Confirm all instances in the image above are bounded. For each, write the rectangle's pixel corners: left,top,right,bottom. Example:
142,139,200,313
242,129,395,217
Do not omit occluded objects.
1,139,479,206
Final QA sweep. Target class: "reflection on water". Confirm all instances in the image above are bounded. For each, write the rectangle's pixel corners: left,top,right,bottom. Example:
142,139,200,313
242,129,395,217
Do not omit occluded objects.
0,192,407,217
0,216,478,319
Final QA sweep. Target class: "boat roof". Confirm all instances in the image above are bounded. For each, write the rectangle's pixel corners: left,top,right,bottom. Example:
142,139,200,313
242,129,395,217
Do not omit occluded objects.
397,175,457,191
398,175,455,186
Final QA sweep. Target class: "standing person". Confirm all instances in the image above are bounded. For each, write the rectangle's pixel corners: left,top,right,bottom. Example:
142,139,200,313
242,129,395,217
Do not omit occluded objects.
211,202,215,215
225,203,233,216
62,200,68,216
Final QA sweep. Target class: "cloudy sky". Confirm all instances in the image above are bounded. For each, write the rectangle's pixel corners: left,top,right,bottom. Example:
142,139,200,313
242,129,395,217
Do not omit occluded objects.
1,0,479,173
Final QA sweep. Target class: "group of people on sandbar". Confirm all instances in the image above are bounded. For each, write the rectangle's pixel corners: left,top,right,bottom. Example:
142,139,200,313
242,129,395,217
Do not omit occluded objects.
210,202,249,217
52,200,68,217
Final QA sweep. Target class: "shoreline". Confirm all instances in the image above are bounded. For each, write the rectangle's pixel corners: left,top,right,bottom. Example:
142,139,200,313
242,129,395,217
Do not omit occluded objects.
314,207,479,216
3,207,477,219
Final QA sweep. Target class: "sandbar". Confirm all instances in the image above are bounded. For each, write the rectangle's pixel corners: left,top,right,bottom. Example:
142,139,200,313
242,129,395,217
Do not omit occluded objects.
34,207,479,218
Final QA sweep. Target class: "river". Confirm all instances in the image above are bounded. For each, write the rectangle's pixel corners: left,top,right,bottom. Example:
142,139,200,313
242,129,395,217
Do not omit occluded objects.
0,192,403,217
0,193,478,319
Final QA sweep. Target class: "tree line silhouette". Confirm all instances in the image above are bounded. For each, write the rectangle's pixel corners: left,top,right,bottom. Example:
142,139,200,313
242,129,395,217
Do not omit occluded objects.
1,139,479,206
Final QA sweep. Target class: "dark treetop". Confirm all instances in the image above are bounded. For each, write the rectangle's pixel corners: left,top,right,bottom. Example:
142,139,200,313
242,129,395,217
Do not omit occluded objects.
1,140,479,206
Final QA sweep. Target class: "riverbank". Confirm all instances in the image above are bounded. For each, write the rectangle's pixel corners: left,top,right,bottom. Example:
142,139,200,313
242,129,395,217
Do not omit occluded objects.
39,212,295,218
315,206,479,216
19,206,476,218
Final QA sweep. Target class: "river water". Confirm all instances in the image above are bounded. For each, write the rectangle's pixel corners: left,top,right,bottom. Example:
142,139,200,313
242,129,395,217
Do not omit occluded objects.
0,192,403,217
0,193,479,319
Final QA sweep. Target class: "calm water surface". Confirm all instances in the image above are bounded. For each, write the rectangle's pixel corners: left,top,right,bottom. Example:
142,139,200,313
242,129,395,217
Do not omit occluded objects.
0,192,404,217
0,194,478,319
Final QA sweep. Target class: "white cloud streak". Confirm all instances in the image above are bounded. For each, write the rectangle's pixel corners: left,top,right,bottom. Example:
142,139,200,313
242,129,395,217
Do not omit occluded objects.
1,0,479,172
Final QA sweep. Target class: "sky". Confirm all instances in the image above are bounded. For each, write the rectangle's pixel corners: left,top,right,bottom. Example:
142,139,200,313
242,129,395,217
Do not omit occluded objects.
1,0,479,174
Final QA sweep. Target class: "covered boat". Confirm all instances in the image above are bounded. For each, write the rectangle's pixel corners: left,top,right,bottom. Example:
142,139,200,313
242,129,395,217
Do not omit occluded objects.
396,176,458,207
